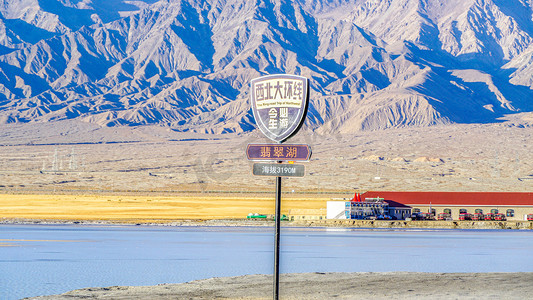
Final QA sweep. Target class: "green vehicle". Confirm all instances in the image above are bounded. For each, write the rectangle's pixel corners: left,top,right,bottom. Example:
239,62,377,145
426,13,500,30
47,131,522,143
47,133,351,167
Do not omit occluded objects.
247,213,289,221
247,213,267,219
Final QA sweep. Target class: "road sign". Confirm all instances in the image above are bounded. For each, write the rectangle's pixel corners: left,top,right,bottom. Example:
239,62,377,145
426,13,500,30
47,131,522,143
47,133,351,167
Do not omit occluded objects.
249,74,311,300
246,144,311,161
252,163,305,177
250,74,309,143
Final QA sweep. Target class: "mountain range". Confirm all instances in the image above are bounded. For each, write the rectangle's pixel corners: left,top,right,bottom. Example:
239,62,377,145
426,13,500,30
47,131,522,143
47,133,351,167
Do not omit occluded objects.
1,0,533,134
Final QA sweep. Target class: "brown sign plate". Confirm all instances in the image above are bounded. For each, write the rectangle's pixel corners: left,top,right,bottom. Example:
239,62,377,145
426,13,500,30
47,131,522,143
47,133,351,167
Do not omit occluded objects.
250,74,309,143
246,144,311,161
252,163,305,177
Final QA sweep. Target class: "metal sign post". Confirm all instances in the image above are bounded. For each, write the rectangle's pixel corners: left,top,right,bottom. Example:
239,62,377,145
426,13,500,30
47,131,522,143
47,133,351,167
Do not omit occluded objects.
249,74,310,300
274,174,281,300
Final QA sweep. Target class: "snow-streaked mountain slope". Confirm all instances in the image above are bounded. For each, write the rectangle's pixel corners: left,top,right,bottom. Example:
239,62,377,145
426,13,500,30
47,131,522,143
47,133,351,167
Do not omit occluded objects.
0,0,532,133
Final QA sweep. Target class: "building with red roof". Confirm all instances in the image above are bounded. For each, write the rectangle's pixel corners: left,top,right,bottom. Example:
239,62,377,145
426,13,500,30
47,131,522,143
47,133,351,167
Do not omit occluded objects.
360,191,533,221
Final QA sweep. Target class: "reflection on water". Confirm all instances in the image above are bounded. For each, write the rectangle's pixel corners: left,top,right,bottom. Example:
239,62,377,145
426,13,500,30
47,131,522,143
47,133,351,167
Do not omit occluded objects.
1,225,532,300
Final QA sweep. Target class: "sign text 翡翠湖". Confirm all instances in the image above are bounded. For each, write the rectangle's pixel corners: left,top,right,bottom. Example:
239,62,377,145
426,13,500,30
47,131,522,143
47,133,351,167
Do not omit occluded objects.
246,144,311,161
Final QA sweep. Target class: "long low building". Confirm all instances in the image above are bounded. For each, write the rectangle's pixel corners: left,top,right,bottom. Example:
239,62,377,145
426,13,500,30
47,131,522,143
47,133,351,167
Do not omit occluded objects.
360,191,533,221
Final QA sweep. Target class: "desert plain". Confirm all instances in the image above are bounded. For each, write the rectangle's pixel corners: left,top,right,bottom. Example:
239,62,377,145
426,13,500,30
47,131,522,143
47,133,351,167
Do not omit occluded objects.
0,193,330,222
1,118,533,222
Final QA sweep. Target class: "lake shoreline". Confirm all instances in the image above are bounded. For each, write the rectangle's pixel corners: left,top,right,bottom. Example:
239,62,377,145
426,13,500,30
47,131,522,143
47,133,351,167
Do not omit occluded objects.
26,272,533,299
2,217,533,230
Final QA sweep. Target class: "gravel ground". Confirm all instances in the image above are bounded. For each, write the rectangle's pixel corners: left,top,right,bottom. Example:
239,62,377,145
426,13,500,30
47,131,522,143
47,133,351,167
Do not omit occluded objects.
26,272,533,299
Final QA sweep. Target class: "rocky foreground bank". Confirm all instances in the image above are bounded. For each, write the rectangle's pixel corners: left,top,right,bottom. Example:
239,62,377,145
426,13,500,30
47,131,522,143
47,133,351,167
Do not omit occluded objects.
26,272,533,299
3,218,533,229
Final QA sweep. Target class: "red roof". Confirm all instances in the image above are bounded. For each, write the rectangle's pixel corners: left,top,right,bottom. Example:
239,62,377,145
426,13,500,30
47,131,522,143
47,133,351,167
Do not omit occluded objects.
361,191,533,206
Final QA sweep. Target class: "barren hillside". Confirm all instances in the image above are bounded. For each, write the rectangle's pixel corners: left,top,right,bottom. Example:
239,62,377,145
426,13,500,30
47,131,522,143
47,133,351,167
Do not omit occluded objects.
0,0,532,133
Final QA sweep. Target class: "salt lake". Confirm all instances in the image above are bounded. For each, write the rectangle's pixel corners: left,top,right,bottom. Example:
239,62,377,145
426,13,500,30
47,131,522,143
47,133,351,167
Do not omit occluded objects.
1,224,533,300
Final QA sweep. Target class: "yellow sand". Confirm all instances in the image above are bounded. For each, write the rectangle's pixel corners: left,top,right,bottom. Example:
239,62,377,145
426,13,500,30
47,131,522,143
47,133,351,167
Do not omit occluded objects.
0,193,329,222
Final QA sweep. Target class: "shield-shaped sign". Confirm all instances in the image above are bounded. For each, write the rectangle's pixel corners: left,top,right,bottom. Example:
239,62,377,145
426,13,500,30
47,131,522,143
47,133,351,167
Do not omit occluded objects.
250,74,309,143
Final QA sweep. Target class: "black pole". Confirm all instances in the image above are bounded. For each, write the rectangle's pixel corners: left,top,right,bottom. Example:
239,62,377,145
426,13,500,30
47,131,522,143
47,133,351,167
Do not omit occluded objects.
274,175,282,300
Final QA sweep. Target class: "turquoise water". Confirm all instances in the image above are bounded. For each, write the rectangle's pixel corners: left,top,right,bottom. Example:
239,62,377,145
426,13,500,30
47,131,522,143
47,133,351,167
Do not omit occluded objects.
1,225,533,299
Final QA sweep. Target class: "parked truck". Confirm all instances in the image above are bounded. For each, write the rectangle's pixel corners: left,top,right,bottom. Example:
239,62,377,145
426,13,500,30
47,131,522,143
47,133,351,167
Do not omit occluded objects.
472,213,484,221
459,213,472,221
494,214,506,221
437,213,451,220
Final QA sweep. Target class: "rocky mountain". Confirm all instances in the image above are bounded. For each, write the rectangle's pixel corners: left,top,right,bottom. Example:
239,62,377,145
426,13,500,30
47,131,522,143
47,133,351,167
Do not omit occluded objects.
0,0,533,134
